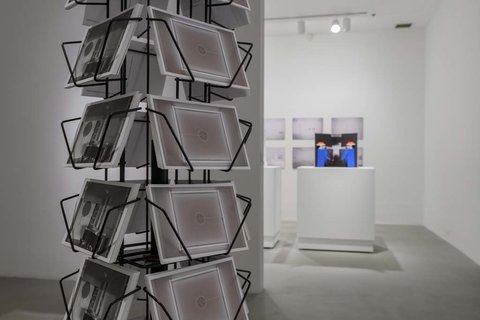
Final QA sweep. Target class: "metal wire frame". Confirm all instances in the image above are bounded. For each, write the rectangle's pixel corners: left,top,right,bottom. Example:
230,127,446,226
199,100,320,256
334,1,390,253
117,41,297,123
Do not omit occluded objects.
199,42,253,102
60,107,141,170
91,107,141,170
196,41,254,102
234,269,252,319
72,0,109,7
59,268,141,320
61,2,254,319
145,17,196,84
175,0,195,17
145,198,193,261
208,0,234,8
91,197,142,259
143,267,251,320
60,194,81,253
223,119,252,172
146,15,253,96
59,193,141,259
226,194,252,255
143,287,174,320
209,41,253,90
61,16,143,89
145,108,195,172
147,107,252,172
144,192,251,261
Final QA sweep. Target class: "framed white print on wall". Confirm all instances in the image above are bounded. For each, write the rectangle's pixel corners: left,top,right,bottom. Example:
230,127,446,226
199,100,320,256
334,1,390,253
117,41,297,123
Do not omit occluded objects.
266,147,286,169
292,147,315,169
264,118,285,140
331,117,364,140
292,117,323,140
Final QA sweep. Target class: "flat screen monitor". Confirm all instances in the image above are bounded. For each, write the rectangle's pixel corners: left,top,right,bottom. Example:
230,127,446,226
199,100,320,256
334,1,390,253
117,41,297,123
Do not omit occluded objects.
315,133,358,168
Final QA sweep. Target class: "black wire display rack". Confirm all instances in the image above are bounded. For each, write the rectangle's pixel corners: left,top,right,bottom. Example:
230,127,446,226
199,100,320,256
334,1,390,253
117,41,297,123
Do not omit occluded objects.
58,0,254,319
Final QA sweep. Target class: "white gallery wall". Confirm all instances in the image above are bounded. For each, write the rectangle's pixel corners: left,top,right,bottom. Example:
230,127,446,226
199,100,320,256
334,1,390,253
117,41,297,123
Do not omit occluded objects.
265,29,426,225
424,0,480,265
0,0,265,292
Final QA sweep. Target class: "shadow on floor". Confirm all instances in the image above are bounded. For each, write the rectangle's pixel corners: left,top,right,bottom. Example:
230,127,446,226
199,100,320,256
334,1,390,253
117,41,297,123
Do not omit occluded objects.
247,290,291,320
264,223,402,272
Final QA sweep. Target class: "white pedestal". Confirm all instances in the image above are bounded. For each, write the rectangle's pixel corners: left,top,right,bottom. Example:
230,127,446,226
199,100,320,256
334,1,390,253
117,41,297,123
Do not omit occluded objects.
297,167,375,253
264,166,282,248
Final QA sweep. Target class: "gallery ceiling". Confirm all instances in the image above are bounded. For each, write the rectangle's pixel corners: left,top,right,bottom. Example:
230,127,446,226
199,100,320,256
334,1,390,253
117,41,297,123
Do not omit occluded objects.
265,0,441,35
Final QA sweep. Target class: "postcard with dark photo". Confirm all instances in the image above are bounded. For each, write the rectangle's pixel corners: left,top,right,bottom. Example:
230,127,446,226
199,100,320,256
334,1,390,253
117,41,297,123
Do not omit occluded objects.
67,92,142,168
64,259,139,320
66,4,143,87
145,257,248,320
62,179,141,263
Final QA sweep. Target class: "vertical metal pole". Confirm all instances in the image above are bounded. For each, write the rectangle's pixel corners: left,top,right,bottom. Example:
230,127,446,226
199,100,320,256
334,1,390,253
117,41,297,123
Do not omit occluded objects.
104,0,111,182
175,79,179,99
118,0,127,183
204,0,208,22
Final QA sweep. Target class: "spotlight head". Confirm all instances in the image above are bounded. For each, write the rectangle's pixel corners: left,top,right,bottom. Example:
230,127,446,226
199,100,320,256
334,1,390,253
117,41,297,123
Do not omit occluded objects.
297,20,306,34
331,19,341,33
343,17,351,32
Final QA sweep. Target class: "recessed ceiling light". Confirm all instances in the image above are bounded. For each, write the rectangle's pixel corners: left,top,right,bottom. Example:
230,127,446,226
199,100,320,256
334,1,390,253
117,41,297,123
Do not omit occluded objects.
331,19,341,33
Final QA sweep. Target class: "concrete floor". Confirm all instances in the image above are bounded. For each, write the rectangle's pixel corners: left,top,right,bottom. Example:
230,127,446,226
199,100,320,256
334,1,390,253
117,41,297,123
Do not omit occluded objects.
249,223,480,320
0,224,479,319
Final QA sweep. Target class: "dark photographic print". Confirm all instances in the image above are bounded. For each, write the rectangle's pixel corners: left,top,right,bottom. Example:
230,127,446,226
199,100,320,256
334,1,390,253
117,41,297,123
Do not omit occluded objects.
66,4,143,87
148,6,249,90
145,257,248,320
331,117,364,140
292,117,323,140
64,259,139,320
68,92,142,168
146,182,248,264
292,147,315,169
148,95,249,170
63,179,141,263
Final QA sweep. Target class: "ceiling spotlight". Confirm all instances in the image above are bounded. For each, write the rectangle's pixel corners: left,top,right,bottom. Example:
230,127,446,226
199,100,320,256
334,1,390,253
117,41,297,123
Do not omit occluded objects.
297,20,306,34
331,19,341,33
343,17,351,32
